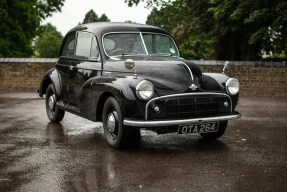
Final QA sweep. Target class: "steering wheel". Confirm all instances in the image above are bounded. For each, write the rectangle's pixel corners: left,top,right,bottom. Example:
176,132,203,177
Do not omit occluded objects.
109,48,127,56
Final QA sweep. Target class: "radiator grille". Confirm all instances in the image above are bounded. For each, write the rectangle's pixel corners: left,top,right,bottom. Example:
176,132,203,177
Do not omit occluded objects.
147,94,231,120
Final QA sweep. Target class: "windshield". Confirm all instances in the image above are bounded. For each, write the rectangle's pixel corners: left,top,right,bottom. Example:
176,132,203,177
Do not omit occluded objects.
103,33,179,57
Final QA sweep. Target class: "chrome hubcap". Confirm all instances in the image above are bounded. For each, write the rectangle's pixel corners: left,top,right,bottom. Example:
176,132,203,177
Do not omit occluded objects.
107,112,116,133
48,95,55,111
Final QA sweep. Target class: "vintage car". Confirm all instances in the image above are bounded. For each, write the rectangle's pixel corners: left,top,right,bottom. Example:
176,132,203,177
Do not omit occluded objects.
39,22,240,149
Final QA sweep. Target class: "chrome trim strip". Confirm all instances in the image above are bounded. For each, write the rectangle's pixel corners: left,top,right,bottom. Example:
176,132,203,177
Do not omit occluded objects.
145,92,232,119
179,61,194,82
140,33,148,55
124,113,241,127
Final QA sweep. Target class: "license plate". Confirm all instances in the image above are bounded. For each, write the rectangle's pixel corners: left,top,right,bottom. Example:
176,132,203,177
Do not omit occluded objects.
178,122,218,134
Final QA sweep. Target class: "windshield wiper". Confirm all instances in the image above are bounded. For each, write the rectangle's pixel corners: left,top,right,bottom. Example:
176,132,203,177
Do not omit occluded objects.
149,53,173,57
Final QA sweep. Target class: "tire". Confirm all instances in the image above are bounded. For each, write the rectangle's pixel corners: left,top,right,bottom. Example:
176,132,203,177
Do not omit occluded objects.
103,97,141,149
45,84,65,123
200,121,228,140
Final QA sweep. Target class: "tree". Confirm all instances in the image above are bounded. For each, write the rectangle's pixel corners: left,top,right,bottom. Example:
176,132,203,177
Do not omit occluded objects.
126,0,287,60
99,14,110,22
146,0,215,59
83,9,99,23
209,0,287,60
124,0,164,7
34,23,63,58
0,0,64,57
82,10,110,24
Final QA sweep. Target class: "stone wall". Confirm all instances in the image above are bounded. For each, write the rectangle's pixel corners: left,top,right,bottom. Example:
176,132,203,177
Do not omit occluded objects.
0,58,56,91
194,60,287,96
0,58,286,96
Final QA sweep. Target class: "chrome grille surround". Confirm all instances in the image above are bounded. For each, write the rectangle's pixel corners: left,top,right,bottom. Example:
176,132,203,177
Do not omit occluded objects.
145,93,232,120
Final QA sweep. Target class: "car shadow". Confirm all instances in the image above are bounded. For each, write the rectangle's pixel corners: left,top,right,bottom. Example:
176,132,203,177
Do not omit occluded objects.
120,130,230,154
45,122,228,154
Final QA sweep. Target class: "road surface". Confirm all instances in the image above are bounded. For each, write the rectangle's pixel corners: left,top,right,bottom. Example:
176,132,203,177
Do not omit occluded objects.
0,92,286,192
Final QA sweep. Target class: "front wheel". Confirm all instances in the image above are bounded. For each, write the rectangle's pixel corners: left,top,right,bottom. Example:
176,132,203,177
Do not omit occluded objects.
45,84,65,123
103,97,141,149
200,121,228,140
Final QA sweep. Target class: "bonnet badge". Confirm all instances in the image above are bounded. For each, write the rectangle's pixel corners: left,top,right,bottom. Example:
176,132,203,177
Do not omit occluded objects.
189,84,198,90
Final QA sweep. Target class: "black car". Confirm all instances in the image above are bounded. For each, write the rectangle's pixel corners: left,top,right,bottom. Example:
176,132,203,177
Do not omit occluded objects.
39,22,240,149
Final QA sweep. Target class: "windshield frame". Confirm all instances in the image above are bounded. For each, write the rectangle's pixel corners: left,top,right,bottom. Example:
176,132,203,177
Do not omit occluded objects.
102,32,180,58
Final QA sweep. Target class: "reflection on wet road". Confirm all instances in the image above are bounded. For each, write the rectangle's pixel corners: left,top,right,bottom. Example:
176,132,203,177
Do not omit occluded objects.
0,92,286,192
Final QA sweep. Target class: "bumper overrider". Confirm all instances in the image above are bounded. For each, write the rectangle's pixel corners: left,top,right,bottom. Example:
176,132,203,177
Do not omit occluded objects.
123,92,241,128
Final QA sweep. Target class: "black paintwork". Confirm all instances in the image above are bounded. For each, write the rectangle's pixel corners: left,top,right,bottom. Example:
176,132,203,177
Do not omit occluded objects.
39,22,239,125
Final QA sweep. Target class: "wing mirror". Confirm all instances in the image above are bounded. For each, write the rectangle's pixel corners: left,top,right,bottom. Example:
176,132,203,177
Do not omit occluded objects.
125,59,135,69
222,61,230,74
125,59,137,79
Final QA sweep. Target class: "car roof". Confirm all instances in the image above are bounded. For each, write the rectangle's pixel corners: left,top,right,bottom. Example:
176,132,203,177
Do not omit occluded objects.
67,22,171,36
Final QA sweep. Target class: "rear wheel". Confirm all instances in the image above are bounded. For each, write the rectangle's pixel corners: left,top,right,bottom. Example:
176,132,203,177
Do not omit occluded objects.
103,97,141,149
45,84,65,123
200,121,228,140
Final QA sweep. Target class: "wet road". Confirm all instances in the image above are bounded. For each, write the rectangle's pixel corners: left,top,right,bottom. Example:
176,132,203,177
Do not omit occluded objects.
0,92,286,192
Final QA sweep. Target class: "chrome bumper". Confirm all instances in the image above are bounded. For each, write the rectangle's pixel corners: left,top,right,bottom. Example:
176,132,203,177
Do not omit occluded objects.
123,113,241,128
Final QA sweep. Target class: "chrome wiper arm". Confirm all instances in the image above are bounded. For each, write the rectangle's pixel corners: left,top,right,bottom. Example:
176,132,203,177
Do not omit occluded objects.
149,53,173,57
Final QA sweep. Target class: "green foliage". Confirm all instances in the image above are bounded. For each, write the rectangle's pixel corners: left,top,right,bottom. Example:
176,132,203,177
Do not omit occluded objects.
208,0,287,60
125,0,164,7
99,14,110,22
36,0,64,19
127,0,287,61
146,0,215,59
34,23,63,58
0,0,39,57
83,9,98,23
82,10,110,24
0,0,65,57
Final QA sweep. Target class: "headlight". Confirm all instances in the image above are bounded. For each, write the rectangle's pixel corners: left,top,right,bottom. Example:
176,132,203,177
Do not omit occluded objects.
136,80,154,100
226,78,240,95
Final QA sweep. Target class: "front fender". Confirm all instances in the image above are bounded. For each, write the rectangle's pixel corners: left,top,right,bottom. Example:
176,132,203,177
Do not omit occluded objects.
202,73,239,110
39,68,62,99
91,76,146,121
202,73,230,91
91,76,139,101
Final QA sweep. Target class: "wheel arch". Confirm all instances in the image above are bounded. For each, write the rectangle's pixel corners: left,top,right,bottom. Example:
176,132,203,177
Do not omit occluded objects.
92,77,139,121
96,91,115,122
94,85,137,122
39,69,62,99
202,73,239,110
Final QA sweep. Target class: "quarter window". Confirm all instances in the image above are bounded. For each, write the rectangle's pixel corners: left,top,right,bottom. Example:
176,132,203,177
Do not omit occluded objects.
61,32,76,57
90,36,99,60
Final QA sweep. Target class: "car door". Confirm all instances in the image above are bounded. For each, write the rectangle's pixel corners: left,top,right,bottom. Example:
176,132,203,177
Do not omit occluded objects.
73,32,101,117
57,31,101,117
56,31,77,104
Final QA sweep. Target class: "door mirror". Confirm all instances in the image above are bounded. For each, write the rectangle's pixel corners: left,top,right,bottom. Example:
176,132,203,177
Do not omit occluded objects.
124,59,135,70
124,59,137,79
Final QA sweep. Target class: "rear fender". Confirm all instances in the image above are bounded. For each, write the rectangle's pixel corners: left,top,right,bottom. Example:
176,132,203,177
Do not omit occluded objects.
39,68,62,99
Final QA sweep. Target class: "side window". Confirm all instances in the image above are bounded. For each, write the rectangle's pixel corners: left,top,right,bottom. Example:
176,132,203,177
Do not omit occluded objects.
75,32,92,59
61,32,76,57
75,32,100,60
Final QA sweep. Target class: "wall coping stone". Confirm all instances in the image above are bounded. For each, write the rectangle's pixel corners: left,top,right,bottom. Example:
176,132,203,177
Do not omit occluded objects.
0,58,57,63
190,60,286,68
0,58,286,67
